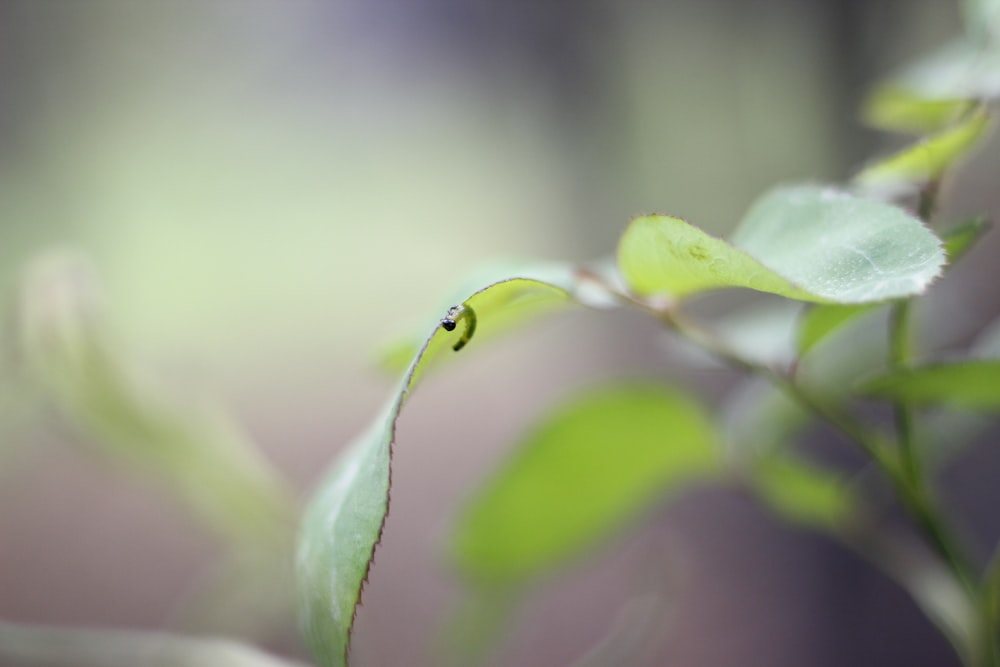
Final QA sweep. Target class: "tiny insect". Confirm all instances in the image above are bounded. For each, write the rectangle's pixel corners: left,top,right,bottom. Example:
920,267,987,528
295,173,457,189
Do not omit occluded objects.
440,304,477,351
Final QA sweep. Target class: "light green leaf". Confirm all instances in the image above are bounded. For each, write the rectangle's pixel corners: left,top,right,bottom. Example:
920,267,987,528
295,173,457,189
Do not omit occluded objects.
618,185,945,304
796,218,989,357
750,456,855,530
942,217,992,263
449,384,721,583
377,261,606,374
18,253,296,546
797,304,880,356
855,110,992,193
862,86,978,133
296,274,577,667
860,360,1000,409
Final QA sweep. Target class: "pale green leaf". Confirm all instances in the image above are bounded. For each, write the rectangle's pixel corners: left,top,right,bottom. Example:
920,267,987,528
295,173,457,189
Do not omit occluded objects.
860,360,1000,409
377,261,606,374
796,218,988,357
862,86,979,133
618,186,945,304
855,110,992,192
449,384,721,583
797,304,880,356
296,274,577,667
18,253,296,546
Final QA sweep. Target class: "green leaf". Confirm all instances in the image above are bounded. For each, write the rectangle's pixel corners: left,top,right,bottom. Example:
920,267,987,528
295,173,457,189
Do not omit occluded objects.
18,253,296,546
797,304,880,356
862,86,979,133
296,274,578,667
750,456,855,531
377,261,605,374
855,110,992,193
859,360,1000,409
941,217,992,263
796,218,988,357
449,383,721,583
618,185,945,304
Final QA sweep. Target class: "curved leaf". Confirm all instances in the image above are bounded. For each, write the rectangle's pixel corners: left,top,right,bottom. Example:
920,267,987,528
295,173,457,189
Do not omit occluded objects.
618,186,945,304
295,273,580,667
797,304,880,356
862,86,978,133
378,261,612,374
449,383,721,583
855,110,992,193
859,360,1000,409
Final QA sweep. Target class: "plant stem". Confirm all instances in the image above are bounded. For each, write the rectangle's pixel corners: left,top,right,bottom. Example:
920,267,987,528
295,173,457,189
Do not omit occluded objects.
659,302,988,663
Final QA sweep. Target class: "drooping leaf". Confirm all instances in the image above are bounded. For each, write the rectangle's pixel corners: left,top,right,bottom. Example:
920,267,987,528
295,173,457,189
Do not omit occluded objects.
618,186,945,304
750,456,856,530
296,273,581,667
449,383,721,583
378,261,609,374
862,86,978,133
859,360,1000,409
855,110,992,193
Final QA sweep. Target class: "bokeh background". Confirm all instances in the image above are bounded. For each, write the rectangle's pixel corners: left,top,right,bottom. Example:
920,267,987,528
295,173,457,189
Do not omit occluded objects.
2,1,999,666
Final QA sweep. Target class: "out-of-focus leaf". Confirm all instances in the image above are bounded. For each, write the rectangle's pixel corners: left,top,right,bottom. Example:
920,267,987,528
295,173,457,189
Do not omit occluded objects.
887,39,1000,100
17,253,296,546
0,621,309,667
797,304,880,357
618,186,945,304
860,360,1000,409
964,0,1000,45
449,384,721,583
862,86,978,133
750,456,856,530
377,261,609,374
296,273,581,667
942,217,992,263
855,110,992,193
